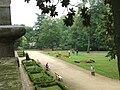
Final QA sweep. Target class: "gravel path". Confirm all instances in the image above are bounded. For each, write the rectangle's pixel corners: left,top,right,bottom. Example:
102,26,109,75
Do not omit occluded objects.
26,51,120,90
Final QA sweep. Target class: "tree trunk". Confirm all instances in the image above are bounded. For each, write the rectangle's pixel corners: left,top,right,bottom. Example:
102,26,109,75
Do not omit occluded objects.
111,0,120,79
87,33,90,53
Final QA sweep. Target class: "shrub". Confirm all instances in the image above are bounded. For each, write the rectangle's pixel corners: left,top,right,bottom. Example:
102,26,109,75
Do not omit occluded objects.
17,50,25,57
26,66,43,74
57,82,70,90
28,71,55,85
22,60,36,66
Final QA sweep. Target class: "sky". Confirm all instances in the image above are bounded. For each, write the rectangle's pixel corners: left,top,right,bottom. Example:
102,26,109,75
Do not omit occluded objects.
11,0,80,27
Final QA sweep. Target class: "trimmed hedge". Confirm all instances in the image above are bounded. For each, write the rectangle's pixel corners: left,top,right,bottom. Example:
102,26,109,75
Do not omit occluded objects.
22,59,70,90
17,50,25,57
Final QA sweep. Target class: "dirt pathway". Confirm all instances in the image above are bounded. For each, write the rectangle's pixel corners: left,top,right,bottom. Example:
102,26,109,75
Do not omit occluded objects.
26,51,120,90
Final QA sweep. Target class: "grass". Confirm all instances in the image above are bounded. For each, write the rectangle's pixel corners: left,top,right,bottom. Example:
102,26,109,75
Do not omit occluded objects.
44,51,119,79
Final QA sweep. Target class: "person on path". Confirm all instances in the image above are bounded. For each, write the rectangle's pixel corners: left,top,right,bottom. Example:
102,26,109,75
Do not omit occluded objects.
90,65,95,76
45,62,49,70
76,50,78,55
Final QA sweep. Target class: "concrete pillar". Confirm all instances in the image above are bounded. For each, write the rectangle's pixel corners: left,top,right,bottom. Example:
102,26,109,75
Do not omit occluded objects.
0,0,26,58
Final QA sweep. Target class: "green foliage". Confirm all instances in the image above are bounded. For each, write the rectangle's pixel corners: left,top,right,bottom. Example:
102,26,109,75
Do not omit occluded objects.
22,1,114,52
14,36,27,50
57,82,70,90
81,7,91,27
105,46,117,60
63,8,76,26
25,0,76,26
17,50,25,57
37,17,62,50
26,66,43,74
61,0,70,7
22,60,36,66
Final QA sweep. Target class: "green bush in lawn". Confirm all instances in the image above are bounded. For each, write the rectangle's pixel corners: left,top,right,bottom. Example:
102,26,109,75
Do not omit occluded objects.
26,66,43,74
30,72,55,85
22,60,37,66
57,82,70,90
45,71,54,78
35,82,58,90
35,82,70,90
17,50,25,57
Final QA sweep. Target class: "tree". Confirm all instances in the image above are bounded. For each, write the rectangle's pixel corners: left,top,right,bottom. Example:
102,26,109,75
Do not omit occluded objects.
38,16,62,50
111,0,120,79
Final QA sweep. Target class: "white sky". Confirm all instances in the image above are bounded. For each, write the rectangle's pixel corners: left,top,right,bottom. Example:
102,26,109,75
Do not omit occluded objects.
11,0,80,27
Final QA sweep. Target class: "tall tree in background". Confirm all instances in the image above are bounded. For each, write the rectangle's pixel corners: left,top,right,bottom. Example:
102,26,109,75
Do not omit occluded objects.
38,17,62,50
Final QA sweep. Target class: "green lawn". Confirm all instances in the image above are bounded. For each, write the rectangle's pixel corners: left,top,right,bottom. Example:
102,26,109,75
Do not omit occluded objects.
44,51,119,79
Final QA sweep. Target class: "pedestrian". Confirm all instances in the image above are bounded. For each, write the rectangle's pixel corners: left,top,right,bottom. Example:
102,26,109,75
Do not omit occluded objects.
72,49,75,54
45,62,49,70
76,50,78,55
90,65,95,76
68,50,71,56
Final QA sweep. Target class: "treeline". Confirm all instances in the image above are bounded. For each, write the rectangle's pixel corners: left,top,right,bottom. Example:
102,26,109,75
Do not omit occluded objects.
15,1,113,52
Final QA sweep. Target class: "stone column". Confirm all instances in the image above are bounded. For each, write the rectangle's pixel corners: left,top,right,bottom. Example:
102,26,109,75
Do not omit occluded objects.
0,26,26,57
0,0,11,25
0,0,26,58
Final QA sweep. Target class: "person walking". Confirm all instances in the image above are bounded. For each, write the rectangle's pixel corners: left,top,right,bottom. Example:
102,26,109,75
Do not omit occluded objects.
90,65,95,76
45,63,49,70
68,50,71,56
76,50,78,55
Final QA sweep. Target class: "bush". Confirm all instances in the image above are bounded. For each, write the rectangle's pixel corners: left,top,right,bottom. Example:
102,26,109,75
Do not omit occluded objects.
57,82,70,90
17,50,25,57
26,66,43,74
22,60,36,66
31,73,55,85
36,81,57,88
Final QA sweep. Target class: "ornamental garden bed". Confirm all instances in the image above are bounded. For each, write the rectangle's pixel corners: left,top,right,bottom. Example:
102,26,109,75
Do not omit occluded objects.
22,59,70,90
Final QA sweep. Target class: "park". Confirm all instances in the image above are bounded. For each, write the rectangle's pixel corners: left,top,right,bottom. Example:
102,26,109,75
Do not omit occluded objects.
0,0,120,90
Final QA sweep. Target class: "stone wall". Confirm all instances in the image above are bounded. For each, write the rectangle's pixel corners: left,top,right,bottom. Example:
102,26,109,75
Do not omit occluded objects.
0,0,11,25
0,0,11,5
